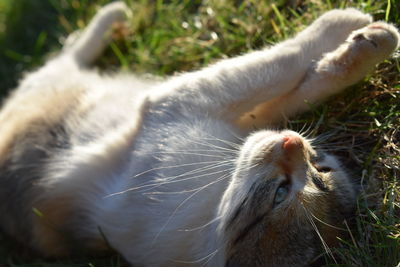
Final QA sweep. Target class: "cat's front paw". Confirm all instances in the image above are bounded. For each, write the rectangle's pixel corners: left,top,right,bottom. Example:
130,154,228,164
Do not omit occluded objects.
348,22,400,61
316,8,373,30
314,22,399,84
299,9,373,58
309,8,373,46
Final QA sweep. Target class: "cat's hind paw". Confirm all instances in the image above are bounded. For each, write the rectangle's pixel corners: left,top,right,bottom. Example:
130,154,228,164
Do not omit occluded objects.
63,1,132,66
96,1,131,23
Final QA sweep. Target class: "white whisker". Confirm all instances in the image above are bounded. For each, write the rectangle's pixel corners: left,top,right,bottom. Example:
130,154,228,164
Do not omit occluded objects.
146,150,233,159
203,133,243,149
110,164,234,196
152,173,231,243
302,205,338,265
190,139,240,153
132,160,232,179
307,209,347,231
178,216,222,232
172,249,219,265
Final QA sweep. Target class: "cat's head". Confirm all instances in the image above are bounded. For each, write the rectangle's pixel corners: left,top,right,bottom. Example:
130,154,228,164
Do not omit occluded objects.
217,130,356,266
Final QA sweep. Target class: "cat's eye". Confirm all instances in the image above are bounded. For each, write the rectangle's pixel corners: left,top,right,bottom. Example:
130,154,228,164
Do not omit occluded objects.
273,183,290,206
312,161,332,173
315,166,332,173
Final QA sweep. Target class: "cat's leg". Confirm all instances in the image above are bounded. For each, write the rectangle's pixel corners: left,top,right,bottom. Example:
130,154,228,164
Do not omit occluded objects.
63,1,130,66
19,2,130,90
238,22,400,127
150,9,372,122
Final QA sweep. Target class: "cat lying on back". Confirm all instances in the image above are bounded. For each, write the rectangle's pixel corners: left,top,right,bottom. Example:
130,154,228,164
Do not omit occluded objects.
0,2,399,266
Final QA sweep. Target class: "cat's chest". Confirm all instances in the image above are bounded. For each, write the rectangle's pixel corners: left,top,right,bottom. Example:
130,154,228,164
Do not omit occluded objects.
129,115,241,191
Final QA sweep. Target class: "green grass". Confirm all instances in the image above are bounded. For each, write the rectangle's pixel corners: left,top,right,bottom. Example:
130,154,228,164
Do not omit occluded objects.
0,0,399,266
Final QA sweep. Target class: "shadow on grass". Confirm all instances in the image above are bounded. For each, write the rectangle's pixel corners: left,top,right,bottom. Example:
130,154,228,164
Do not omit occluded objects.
0,0,65,96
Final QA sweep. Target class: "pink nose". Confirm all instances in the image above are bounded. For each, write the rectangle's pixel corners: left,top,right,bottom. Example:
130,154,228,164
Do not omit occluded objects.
282,135,303,151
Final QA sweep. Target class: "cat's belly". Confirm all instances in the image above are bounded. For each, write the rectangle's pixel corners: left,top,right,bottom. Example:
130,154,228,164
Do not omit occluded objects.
0,72,151,255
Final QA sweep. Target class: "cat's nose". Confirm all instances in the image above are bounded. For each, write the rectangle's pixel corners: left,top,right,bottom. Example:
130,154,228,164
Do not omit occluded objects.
282,135,303,152
279,135,307,175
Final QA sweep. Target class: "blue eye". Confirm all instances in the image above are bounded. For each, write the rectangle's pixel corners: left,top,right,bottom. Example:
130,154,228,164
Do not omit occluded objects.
274,184,290,206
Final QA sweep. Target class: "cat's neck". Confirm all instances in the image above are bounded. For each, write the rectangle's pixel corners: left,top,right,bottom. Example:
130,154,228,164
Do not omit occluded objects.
95,161,229,265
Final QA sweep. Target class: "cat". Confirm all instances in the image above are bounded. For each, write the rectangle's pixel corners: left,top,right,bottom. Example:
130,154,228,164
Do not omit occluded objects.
0,2,399,266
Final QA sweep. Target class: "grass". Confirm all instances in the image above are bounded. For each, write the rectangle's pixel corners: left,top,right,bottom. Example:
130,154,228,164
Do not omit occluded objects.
0,0,399,266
